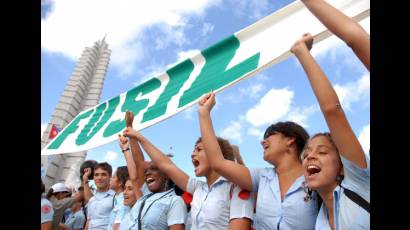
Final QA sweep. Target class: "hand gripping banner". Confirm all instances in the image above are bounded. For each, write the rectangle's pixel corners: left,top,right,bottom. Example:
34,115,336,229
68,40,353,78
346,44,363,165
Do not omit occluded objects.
42,0,370,155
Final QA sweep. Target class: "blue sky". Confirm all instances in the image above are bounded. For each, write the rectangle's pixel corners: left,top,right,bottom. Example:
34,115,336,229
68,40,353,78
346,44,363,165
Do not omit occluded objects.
41,0,370,180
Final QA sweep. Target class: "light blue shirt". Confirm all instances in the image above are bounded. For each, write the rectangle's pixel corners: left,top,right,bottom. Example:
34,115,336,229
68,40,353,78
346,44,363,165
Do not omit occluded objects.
250,167,318,230
315,155,370,230
126,189,187,230
187,177,254,230
64,209,86,229
107,192,125,230
118,207,132,230
87,189,115,230
41,198,54,224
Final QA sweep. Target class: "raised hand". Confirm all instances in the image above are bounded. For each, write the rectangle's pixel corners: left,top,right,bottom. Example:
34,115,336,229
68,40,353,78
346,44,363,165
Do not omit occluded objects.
290,33,313,55
125,110,135,127
123,127,142,140
82,168,92,183
118,134,129,151
198,92,216,115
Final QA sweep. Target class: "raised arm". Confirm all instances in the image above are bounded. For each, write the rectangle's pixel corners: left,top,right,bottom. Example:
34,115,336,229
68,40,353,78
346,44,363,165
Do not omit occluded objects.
119,135,143,199
198,92,253,191
123,128,190,192
301,0,370,70
125,111,146,187
82,168,93,203
291,33,367,168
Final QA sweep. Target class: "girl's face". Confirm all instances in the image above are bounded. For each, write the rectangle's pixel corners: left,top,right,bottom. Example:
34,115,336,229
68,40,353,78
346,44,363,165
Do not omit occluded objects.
191,142,211,177
260,131,292,163
301,136,343,191
109,170,122,190
123,180,137,207
144,162,168,193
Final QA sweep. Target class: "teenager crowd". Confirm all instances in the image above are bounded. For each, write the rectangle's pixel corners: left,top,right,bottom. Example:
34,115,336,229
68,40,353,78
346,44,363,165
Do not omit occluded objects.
41,1,370,229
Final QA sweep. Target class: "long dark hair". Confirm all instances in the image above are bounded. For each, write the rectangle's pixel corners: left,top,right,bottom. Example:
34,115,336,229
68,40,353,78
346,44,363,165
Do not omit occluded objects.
116,166,129,190
264,121,309,158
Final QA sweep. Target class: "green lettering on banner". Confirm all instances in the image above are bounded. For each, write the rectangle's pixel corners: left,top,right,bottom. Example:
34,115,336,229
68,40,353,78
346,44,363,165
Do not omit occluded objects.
142,59,194,122
47,110,94,149
103,78,161,137
75,97,120,145
178,35,260,108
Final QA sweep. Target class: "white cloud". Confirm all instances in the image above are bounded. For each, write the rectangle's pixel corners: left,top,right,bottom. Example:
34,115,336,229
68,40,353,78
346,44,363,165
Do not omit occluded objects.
220,121,242,144
201,23,214,36
247,127,264,139
233,0,271,20
154,24,188,50
104,151,118,162
239,83,266,99
246,88,294,127
284,105,318,128
41,123,48,137
133,49,201,86
358,124,370,155
334,73,369,110
42,0,221,77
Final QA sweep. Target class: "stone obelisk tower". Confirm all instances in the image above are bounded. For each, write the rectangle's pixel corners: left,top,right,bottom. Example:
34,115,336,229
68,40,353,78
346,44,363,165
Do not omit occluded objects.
41,37,111,189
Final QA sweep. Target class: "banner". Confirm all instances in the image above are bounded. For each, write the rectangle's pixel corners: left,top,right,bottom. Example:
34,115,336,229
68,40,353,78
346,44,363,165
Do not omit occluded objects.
42,0,370,155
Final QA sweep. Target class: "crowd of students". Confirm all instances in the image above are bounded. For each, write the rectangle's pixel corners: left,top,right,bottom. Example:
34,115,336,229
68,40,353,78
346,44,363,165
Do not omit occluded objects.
41,0,370,229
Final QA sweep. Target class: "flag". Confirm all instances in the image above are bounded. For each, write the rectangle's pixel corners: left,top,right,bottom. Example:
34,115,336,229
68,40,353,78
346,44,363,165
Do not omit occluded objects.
42,0,370,155
48,124,61,139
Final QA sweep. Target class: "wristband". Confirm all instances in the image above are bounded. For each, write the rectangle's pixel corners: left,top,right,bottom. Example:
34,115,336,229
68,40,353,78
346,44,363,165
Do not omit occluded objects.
122,148,130,153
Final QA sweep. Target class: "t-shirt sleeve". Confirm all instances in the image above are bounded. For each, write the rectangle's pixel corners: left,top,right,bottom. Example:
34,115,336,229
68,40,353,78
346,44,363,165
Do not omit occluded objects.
86,197,94,219
73,212,86,229
229,184,254,221
167,196,187,226
340,154,370,201
186,177,200,194
41,200,54,223
114,204,126,223
249,168,261,192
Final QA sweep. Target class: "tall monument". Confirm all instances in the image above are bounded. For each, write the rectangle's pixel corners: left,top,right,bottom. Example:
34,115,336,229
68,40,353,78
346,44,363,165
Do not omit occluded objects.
41,37,111,189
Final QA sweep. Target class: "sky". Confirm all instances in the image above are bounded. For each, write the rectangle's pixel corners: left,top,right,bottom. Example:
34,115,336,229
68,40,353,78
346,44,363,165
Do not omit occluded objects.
41,0,370,181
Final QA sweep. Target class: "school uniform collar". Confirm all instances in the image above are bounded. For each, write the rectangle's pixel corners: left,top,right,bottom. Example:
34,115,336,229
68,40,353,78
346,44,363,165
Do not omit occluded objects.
96,189,115,197
208,176,229,189
262,167,305,195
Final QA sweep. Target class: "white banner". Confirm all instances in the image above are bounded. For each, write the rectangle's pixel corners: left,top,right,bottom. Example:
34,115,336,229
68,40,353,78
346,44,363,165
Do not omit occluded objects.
42,0,370,155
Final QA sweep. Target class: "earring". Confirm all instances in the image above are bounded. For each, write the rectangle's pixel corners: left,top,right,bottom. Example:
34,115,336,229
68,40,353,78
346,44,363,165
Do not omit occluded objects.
336,175,343,184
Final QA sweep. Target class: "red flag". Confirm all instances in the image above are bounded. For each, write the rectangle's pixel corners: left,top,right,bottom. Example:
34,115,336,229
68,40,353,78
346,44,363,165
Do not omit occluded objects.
48,124,60,139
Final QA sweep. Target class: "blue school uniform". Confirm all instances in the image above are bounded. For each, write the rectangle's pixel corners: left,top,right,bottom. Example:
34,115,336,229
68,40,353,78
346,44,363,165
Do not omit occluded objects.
315,155,370,230
187,177,254,230
250,167,318,230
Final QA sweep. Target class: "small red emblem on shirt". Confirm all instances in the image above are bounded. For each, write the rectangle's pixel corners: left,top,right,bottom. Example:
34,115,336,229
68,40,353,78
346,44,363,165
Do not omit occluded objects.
238,189,250,200
41,204,51,214
182,192,193,205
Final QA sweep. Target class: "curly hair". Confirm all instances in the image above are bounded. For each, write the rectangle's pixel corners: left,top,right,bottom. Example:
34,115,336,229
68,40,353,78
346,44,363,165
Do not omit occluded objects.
195,137,235,161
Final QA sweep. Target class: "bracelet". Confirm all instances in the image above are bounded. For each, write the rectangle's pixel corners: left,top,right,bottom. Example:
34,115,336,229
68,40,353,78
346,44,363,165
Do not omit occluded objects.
122,148,130,153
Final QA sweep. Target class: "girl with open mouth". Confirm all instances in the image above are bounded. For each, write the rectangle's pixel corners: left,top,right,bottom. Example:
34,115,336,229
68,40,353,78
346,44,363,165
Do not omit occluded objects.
122,122,254,229
292,30,369,229
117,112,187,230
196,91,319,230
